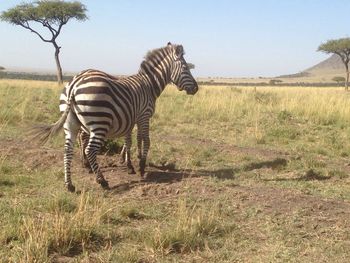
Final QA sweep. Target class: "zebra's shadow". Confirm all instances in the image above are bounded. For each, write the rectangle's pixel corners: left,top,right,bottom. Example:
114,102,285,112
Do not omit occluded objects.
109,169,192,194
107,156,289,194
109,162,238,194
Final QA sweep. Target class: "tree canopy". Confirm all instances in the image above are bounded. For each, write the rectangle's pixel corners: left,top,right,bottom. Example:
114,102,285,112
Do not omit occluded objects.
1,1,87,29
318,38,350,62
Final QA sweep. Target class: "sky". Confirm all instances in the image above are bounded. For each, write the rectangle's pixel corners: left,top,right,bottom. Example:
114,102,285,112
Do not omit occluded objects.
1,0,350,78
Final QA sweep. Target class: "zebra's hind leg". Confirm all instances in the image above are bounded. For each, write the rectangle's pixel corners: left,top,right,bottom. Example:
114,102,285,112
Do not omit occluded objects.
138,119,150,177
63,112,80,192
119,143,126,164
85,133,109,189
137,126,142,160
78,130,92,172
124,132,136,174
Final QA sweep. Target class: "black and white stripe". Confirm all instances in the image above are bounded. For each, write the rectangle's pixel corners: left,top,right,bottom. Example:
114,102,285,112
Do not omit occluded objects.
35,43,198,192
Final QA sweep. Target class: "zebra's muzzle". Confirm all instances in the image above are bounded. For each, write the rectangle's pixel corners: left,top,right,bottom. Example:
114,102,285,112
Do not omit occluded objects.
186,85,198,95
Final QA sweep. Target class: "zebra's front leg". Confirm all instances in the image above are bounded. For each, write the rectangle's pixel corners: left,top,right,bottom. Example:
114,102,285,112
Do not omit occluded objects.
85,134,109,189
124,133,136,174
138,120,150,177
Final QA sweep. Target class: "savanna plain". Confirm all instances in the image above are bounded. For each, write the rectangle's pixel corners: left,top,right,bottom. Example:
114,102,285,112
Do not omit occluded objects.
1,79,350,262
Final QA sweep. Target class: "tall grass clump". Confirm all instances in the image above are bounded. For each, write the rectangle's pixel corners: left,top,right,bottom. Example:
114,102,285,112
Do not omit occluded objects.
144,198,224,255
12,191,114,262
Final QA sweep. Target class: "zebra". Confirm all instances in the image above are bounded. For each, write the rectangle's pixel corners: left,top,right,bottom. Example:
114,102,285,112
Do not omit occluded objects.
34,42,198,192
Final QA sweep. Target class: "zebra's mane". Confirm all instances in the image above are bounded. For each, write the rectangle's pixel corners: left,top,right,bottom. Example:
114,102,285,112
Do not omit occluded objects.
144,45,171,62
139,43,185,74
139,44,174,73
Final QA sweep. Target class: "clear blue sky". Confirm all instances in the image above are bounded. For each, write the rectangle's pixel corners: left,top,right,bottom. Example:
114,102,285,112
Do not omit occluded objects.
1,0,350,77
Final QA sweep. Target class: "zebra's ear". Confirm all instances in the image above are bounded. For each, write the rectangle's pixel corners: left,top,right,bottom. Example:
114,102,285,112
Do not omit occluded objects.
167,42,172,46
175,45,184,57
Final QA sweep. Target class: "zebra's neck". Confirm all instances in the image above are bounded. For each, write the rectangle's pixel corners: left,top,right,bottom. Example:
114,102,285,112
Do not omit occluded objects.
139,63,171,99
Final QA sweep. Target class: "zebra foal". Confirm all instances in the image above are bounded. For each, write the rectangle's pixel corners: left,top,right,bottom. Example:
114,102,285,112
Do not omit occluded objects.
34,43,198,192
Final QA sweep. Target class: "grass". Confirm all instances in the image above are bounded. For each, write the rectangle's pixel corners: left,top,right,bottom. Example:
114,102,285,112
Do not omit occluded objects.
1,79,350,262
143,199,224,255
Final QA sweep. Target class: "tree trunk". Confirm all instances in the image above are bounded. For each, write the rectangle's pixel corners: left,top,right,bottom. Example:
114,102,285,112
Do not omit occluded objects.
53,42,63,85
346,64,349,91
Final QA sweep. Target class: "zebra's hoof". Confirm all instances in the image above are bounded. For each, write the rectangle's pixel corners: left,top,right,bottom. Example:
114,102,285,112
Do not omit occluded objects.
98,179,110,190
66,184,76,193
127,167,136,174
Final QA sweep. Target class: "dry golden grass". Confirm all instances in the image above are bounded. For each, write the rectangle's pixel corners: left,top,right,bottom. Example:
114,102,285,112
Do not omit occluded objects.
0,79,62,89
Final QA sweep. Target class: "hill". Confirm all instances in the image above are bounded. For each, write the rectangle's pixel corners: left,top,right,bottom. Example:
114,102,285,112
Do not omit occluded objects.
278,54,345,82
305,54,343,74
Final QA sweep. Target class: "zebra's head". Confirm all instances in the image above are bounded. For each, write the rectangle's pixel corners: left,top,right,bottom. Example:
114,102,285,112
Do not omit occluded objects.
168,43,198,95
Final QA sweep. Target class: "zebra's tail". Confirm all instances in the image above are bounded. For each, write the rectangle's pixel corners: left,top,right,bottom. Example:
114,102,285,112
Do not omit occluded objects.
30,97,73,145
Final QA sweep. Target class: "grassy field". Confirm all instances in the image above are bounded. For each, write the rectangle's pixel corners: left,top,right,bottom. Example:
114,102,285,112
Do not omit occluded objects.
1,79,350,262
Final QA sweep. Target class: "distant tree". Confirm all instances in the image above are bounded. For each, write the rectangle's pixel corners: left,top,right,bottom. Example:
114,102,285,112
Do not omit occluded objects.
0,66,5,71
187,63,195,70
269,79,283,85
318,38,350,90
0,1,87,84
332,76,346,84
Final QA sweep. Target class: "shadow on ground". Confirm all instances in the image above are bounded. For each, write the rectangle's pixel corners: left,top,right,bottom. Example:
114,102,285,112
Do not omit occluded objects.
108,157,291,194
262,168,332,182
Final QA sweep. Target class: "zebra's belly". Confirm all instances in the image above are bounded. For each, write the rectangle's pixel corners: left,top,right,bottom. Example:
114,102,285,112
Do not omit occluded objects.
74,105,136,139
107,121,135,139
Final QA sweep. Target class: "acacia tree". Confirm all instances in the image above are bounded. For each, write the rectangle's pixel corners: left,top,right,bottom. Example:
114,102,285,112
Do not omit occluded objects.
318,38,350,90
1,1,87,84
332,76,345,84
